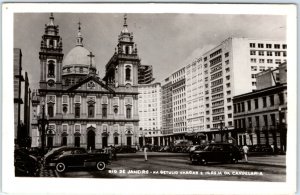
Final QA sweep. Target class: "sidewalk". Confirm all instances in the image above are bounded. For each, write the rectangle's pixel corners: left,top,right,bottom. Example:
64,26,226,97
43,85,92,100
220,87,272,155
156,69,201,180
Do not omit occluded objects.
116,152,286,167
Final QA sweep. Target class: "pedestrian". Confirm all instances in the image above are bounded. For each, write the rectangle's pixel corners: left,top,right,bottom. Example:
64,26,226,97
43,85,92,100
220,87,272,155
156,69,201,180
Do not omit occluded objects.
144,146,148,161
243,144,249,162
111,145,117,161
271,143,275,154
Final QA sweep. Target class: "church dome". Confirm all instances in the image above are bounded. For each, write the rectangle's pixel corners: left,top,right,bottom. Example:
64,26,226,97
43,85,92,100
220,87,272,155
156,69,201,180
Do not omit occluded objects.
63,46,95,67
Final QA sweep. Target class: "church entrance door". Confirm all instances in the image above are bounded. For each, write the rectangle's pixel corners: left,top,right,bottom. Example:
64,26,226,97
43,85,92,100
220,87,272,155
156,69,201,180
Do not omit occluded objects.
102,137,108,148
87,130,95,150
127,136,132,146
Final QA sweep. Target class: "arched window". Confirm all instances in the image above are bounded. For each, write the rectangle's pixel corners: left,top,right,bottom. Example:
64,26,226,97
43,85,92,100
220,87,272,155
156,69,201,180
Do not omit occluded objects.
126,106,131,119
125,46,130,54
48,61,55,77
48,104,54,117
88,104,94,118
125,66,131,81
49,39,54,48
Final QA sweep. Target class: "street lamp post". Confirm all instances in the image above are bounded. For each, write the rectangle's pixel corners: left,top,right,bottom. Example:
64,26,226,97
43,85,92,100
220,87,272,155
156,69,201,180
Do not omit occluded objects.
38,100,48,154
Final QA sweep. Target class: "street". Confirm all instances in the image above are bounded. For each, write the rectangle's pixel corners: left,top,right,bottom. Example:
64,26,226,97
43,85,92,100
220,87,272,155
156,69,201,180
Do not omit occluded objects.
52,152,286,182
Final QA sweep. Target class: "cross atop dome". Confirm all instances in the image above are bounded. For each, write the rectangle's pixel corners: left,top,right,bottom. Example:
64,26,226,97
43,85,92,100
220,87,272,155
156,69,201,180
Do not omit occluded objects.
76,20,83,47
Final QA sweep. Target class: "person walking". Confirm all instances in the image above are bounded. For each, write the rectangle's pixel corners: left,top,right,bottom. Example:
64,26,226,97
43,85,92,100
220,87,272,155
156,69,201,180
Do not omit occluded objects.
144,146,148,161
243,144,249,162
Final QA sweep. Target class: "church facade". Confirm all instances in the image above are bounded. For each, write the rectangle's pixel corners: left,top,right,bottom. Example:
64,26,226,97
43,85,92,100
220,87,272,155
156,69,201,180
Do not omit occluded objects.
32,14,139,149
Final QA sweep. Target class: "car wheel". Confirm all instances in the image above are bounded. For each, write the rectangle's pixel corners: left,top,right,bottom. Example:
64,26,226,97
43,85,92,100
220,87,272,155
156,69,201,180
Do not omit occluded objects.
200,158,207,165
96,161,106,171
56,162,66,173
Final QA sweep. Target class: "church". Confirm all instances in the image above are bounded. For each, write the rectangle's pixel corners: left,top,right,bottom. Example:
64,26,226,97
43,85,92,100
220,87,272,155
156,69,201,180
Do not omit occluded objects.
32,13,140,149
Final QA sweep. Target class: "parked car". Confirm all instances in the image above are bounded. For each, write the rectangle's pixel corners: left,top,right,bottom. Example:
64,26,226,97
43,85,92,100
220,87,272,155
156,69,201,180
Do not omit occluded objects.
190,143,243,165
45,147,110,173
15,148,40,177
115,145,137,153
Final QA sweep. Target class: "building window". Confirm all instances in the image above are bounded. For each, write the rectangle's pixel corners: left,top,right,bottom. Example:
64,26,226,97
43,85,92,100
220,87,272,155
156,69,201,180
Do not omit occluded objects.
48,104,54,117
79,67,83,73
269,95,274,106
225,67,230,73
267,51,272,56
75,105,80,118
283,51,287,57
259,59,265,63
48,61,55,77
255,116,260,128
63,105,68,113
114,107,118,115
250,43,255,48
282,44,287,49
247,100,251,111
102,105,107,118
274,44,280,49
267,59,273,64
250,50,256,55
263,97,267,107
258,43,264,48
275,52,281,56
114,137,119,145
266,44,272,48
259,66,265,71
270,114,276,126
254,99,258,109
278,93,284,105
88,104,95,118
250,58,256,63
126,107,132,119
252,82,257,86
259,51,264,56
251,74,257,78
225,52,229,57
125,66,131,81
251,66,257,71
225,60,229,65
263,115,268,127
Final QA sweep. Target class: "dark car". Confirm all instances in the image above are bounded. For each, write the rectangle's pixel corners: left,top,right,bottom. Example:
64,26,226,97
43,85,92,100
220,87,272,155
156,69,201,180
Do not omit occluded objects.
15,148,40,177
115,145,137,153
190,143,243,165
45,147,110,173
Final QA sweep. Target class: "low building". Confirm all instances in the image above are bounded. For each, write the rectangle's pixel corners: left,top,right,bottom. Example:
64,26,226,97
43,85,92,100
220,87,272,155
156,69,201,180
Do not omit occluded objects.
233,62,287,152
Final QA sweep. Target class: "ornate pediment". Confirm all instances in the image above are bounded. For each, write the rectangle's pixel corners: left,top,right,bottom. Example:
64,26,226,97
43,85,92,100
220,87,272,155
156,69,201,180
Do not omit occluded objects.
67,76,115,93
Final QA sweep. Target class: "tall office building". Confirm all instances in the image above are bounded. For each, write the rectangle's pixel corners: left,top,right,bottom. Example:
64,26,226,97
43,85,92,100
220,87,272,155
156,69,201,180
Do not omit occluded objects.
138,65,155,84
161,76,173,145
138,82,162,145
172,67,186,138
202,37,287,141
185,57,205,133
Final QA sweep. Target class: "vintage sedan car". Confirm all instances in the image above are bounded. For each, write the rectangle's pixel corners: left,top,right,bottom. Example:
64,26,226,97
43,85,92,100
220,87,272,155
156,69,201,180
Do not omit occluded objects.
44,147,110,173
190,143,243,165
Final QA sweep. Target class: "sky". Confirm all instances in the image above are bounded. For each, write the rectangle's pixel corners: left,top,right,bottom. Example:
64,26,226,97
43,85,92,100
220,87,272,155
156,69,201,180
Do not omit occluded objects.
14,13,286,90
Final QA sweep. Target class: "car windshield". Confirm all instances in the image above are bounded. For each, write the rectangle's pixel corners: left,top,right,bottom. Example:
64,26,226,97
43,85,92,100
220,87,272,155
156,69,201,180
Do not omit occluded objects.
203,145,223,151
44,146,67,158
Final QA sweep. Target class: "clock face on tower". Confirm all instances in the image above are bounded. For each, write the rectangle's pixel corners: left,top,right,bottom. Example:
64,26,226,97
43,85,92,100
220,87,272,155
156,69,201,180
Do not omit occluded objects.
47,79,55,87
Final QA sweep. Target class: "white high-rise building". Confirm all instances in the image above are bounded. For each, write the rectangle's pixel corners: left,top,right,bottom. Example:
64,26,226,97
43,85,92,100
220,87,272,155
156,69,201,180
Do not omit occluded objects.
202,37,287,141
138,82,162,145
172,67,186,137
186,57,205,133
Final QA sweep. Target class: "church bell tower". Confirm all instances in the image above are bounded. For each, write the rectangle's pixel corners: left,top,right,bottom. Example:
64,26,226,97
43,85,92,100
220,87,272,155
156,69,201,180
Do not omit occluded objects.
39,13,64,89
104,14,140,88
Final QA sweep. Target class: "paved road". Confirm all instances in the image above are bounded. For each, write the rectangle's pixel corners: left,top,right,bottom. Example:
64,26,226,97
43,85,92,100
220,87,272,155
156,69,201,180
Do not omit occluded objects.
55,153,286,182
